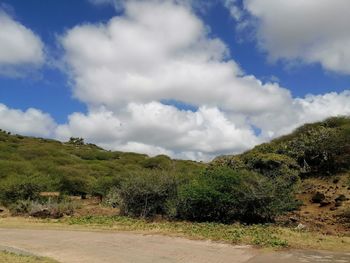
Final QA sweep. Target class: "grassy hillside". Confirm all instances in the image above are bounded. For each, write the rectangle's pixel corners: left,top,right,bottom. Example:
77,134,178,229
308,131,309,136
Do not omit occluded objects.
213,116,350,178
0,117,349,227
0,131,204,201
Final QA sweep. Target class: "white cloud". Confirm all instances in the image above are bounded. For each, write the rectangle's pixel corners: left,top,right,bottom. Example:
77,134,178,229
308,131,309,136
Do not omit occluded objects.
53,0,350,160
62,0,291,115
0,11,44,75
240,0,350,74
250,91,350,139
223,0,243,21
55,102,260,160
0,104,56,137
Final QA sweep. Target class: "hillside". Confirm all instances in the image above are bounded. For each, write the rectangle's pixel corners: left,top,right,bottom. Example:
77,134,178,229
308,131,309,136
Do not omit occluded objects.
0,131,204,198
213,116,350,177
213,116,350,233
0,117,349,233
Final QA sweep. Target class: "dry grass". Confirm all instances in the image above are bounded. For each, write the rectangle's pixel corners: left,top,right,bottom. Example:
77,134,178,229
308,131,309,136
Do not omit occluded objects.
0,216,349,251
0,251,58,263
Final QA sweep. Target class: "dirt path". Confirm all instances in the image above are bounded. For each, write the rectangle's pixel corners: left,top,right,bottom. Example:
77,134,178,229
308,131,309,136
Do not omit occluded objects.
0,228,349,263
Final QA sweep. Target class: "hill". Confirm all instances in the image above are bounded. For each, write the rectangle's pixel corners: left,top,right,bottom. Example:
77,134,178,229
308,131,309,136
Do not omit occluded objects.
213,116,350,233
0,117,349,231
0,131,204,200
213,116,350,178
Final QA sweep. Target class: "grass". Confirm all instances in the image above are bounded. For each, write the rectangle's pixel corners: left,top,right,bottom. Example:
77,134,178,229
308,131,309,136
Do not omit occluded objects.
0,251,58,263
64,216,288,247
1,216,349,251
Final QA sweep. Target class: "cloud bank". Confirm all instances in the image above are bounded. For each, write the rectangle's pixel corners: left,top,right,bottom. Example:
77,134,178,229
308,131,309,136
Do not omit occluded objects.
1,0,350,161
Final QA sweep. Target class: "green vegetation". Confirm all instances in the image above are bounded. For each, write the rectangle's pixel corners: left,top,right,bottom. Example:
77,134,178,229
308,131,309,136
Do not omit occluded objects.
214,116,350,177
65,215,288,247
9,198,79,219
0,251,58,263
0,116,349,225
176,167,299,223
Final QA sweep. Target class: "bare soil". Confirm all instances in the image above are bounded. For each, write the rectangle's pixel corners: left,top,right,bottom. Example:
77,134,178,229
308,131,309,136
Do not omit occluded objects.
277,174,350,235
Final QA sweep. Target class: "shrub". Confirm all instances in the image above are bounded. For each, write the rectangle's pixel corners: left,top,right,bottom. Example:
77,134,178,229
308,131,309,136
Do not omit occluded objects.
9,198,78,218
142,155,173,170
58,167,95,199
92,176,122,201
212,152,300,179
117,171,177,218
176,167,299,223
8,200,32,215
0,176,43,205
103,187,120,208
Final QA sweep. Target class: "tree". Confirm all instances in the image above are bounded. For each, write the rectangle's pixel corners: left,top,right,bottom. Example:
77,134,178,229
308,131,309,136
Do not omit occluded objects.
68,137,85,146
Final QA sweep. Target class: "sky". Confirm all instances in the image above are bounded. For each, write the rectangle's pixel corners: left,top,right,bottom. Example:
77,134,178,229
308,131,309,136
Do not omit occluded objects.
0,0,350,161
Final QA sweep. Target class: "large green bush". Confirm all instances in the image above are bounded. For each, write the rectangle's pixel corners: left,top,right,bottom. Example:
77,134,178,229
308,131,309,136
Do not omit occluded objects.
176,167,299,223
117,171,177,218
58,167,95,199
142,155,173,170
0,175,43,205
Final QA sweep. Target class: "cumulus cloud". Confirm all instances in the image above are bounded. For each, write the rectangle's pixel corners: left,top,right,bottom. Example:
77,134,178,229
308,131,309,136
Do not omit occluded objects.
251,91,350,139
238,0,350,74
0,104,56,137
53,0,350,160
55,102,259,160
62,0,291,114
0,10,44,76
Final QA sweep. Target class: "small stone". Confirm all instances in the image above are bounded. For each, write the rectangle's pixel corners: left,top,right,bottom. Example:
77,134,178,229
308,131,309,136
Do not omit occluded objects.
320,199,331,207
311,192,325,203
335,194,347,202
335,201,343,207
296,223,306,230
290,217,298,223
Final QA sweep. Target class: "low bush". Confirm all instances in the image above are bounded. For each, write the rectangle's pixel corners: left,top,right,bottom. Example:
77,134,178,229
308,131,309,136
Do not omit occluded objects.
176,167,299,223
0,176,43,205
103,187,120,208
58,168,95,199
142,155,173,170
117,171,177,218
9,198,79,218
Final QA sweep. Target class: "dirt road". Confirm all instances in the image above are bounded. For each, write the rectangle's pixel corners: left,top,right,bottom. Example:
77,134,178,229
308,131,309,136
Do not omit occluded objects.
0,228,349,263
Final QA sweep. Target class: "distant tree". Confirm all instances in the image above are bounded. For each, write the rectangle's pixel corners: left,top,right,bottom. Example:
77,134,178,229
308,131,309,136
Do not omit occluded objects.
68,137,85,146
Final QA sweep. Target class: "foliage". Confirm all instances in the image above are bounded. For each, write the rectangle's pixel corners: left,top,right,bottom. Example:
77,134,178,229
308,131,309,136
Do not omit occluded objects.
0,251,59,263
0,175,43,205
176,167,299,223
68,137,85,145
142,155,173,170
59,171,94,199
117,171,177,218
214,116,350,177
65,215,288,248
9,198,79,218
103,187,120,208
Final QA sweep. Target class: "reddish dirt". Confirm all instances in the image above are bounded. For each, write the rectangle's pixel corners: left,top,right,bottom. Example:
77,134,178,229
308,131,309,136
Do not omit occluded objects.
277,174,350,235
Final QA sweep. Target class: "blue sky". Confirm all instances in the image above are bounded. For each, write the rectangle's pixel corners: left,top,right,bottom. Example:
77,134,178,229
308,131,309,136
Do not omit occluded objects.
0,0,349,160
